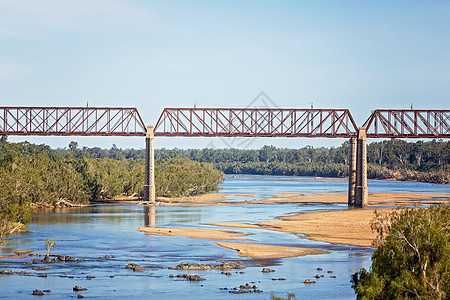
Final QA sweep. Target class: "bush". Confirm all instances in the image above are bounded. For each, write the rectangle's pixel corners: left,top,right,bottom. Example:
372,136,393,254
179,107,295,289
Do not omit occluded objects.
351,204,450,299
0,203,33,224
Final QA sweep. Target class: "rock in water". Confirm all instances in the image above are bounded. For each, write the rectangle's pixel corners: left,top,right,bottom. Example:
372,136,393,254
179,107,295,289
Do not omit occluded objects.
304,279,316,284
73,286,88,291
32,290,44,296
262,268,275,273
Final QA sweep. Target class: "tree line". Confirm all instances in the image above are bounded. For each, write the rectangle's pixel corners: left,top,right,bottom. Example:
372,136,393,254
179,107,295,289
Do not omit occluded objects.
77,139,449,183
77,139,449,171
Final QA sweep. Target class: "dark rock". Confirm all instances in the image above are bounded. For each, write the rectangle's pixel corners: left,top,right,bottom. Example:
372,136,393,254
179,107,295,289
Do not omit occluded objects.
18,271,30,275
327,270,333,273
317,267,323,271
169,274,174,278
26,262,33,265
1,270,14,274
73,286,88,291
304,279,316,284
65,256,76,262
175,274,206,281
86,275,95,280
262,268,275,273
77,295,84,298
57,255,65,261
43,290,51,293
33,267,50,271
38,273,47,278
125,263,146,272
32,290,44,296
59,275,67,278
169,260,245,271
221,271,231,276
77,258,85,262
330,275,337,278
110,275,114,278
272,278,286,280
104,255,110,259
125,263,138,269
315,274,321,279
239,284,254,290
33,259,41,264
42,256,50,263
68,276,74,279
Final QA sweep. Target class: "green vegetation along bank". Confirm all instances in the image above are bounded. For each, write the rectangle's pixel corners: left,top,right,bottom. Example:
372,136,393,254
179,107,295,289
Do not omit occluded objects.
79,139,449,184
0,136,223,246
351,204,450,299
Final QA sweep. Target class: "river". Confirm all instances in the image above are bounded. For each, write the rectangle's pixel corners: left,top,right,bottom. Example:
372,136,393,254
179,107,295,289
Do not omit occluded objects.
0,175,448,299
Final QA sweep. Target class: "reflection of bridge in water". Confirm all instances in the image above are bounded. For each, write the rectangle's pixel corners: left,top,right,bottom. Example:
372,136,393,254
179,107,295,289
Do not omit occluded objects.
144,205,155,227
1,106,449,207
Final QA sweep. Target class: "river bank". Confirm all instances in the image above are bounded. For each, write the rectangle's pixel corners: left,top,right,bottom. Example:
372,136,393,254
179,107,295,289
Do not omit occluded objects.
137,187,450,252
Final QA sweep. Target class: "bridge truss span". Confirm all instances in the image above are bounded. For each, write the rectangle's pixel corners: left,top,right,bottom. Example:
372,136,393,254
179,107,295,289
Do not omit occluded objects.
0,107,147,136
154,108,358,138
364,109,450,138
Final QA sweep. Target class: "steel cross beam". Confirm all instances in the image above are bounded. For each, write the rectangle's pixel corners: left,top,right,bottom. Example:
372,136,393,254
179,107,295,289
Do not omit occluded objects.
364,110,450,138
154,108,358,138
0,107,146,136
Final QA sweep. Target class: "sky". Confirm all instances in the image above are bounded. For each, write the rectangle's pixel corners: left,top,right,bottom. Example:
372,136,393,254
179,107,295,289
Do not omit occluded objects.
1,0,449,150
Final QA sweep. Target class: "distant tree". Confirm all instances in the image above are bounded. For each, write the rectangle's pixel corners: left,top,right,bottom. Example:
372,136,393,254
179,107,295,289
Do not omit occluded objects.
68,141,79,157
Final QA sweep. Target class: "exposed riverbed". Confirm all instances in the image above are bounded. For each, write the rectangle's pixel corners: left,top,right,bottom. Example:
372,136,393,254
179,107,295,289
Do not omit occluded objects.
1,175,448,299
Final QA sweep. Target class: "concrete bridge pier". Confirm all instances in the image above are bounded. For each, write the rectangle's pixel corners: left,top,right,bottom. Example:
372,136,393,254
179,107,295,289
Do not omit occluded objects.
354,127,368,207
347,138,357,206
144,126,155,204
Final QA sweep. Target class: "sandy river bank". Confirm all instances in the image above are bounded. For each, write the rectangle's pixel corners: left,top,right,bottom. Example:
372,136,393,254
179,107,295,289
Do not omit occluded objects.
138,190,449,257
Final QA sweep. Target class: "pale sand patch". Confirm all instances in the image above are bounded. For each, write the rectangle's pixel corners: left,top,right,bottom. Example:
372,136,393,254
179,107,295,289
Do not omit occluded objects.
259,209,383,247
138,227,253,241
209,210,381,247
209,194,449,247
215,242,329,259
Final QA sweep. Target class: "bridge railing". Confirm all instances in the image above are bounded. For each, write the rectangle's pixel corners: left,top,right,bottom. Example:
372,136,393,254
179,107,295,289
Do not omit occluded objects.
154,108,358,138
0,107,146,136
364,110,450,138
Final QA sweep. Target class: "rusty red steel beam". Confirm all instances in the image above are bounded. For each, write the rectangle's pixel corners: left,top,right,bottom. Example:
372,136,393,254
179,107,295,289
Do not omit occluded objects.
0,107,146,136
364,110,450,138
1,107,449,139
154,108,358,137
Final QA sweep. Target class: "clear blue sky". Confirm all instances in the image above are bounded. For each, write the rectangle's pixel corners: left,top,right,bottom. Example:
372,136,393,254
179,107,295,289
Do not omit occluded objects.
1,0,449,149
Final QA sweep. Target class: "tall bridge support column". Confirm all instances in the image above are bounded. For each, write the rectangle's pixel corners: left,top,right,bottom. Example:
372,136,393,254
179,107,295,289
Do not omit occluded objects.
144,126,155,204
348,138,357,206
355,127,368,207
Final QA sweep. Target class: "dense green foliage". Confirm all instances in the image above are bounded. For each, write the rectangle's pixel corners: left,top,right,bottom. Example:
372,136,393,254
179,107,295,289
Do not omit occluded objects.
75,139,449,183
351,204,450,299
156,158,224,197
0,137,223,225
76,139,449,172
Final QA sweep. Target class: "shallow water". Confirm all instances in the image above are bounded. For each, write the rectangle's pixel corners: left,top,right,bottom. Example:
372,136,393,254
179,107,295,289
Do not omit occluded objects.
0,175,448,299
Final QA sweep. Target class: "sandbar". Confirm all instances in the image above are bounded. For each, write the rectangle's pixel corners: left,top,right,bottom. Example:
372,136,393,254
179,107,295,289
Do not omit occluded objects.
138,227,253,241
215,242,329,259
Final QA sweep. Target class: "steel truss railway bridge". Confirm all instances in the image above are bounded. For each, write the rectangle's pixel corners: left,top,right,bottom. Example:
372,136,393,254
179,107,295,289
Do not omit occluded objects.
1,106,449,207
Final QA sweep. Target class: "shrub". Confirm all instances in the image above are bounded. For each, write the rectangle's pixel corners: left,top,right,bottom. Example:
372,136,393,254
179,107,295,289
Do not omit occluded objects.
351,204,450,299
